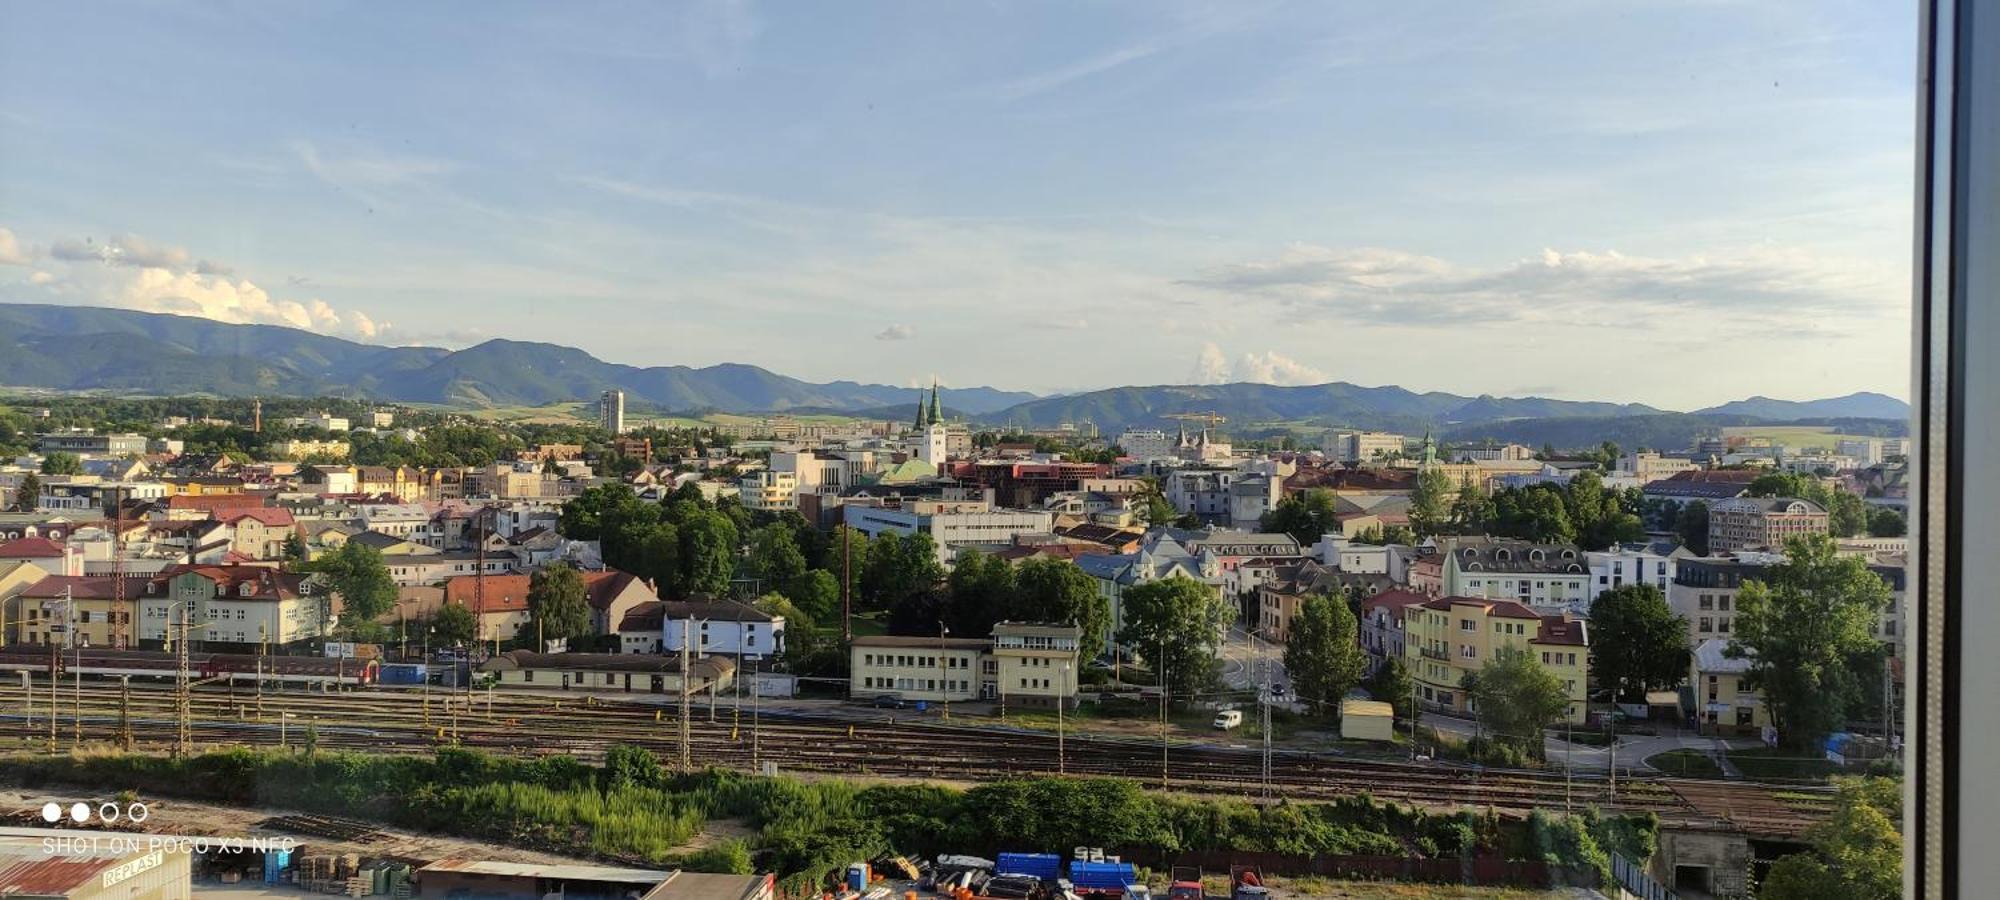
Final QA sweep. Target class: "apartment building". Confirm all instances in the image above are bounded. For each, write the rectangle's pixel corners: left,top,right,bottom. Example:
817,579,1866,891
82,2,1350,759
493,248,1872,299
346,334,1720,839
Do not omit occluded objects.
1403,596,1590,724
138,566,323,651
1706,496,1829,553
15,574,147,648
1440,537,1594,610
849,635,990,703
661,598,786,661
1689,638,1768,735
737,470,800,512
1669,554,1905,649
1326,430,1405,462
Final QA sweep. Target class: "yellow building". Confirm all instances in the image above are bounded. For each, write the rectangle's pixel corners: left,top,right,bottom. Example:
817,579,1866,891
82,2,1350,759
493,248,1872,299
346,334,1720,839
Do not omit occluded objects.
160,476,246,497
992,621,1081,710
270,438,351,461
1689,638,1769,735
1403,596,1590,724
16,574,148,648
0,560,53,646
850,635,989,703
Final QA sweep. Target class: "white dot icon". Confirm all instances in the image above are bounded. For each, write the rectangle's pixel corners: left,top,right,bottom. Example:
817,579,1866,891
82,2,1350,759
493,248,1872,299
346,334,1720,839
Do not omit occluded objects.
68,803,88,824
40,803,59,823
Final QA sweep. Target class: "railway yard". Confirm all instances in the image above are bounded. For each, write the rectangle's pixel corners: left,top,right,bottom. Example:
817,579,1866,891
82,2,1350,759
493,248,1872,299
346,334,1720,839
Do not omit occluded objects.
0,676,1833,841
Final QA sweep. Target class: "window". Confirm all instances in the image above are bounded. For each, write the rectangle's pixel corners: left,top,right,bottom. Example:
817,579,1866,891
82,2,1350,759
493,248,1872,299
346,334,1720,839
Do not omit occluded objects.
1698,616,1713,633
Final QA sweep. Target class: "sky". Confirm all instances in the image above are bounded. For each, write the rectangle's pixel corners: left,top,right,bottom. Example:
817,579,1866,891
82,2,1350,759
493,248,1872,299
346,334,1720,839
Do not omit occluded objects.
0,1,1916,409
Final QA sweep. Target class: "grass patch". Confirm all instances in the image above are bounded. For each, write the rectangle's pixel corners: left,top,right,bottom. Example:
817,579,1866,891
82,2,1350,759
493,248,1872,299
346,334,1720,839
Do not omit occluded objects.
1727,747,1843,781
1646,749,1725,778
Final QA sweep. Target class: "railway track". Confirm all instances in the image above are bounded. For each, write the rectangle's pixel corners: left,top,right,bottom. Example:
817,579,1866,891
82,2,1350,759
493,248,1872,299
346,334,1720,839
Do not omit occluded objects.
0,679,1831,835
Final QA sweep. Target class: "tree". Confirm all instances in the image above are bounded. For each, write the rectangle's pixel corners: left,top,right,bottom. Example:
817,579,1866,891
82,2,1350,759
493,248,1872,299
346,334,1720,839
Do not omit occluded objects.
1261,488,1339,546
1451,476,1493,534
432,601,477,647
1865,506,1905,538
1134,478,1178,528
1409,467,1455,537
1283,593,1366,716
943,548,1016,637
528,563,591,645
1492,486,1576,544
678,509,740,596
1674,500,1711,556
280,532,308,566
39,452,82,475
13,472,39,512
1730,534,1891,750
1366,656,1417,722
312,541,397,630
1587,585,1689,702
1011,557,1112,664
785,570,841,628
1465,648,1571,758
746,525,807,592
627,522,682,597
860,532,944,612
1762,777,1901,900
752,592,813,631
1116,577,1230,698
1353,523,1417,546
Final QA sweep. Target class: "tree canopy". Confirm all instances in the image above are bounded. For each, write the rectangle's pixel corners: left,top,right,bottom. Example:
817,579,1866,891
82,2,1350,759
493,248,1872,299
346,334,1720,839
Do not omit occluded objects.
1587,585,1689,702
1283,593,1366,716
1761,777,1901,900
431,601,477,647
312,541,397,631
1116,577,1231,698
1465,648,1571,758
528,563,592,646
1729,534,1892,750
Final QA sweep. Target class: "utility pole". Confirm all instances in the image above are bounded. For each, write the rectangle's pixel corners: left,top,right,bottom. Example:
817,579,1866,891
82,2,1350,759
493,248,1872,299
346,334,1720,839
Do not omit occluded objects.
679,616,694,770
938,623,951,722
1608,741,1617,803
1159,641,1169,788
47,592,60,753
71,636,80,748
840,527,852,643
1257,632,1271,800
118,676,131,751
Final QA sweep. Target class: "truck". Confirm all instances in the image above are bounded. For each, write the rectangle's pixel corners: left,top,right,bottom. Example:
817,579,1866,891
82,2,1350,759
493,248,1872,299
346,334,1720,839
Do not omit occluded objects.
1167,865,1203,900
1230,865,1270,899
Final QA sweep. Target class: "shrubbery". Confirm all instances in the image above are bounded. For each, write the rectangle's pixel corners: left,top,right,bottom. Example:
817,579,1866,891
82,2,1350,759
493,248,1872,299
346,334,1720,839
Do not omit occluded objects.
0,746,1654,895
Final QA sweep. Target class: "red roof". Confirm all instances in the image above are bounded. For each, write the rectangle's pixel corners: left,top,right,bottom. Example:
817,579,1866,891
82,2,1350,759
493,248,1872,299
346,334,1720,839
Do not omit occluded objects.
0,855,128,895
442,568,649,614
165,493,268,512
1360,588,1432,622
22,574,150,600
217,507,296,528
1418,595,1543,619
0,537,67,559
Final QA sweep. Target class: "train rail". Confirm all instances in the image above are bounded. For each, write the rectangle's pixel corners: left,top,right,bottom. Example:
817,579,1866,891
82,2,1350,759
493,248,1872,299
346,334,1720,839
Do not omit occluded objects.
0,679,1831,836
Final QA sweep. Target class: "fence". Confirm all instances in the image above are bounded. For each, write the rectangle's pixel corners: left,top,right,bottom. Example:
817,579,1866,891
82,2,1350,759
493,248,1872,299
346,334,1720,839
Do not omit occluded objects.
1110,848,1594,890
1612,852,1676,900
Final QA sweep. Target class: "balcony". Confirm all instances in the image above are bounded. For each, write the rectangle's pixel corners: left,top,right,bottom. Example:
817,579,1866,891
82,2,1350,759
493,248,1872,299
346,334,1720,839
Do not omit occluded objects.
1419,646,1450,661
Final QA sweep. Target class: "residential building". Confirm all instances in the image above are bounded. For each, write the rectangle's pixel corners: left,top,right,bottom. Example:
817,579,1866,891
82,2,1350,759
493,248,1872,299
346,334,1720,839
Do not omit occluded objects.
1583,541,1685,602
617,601,665,654
356,466,426,501
1115,428,1175,462
1403,596,1590,723
36,432,148,456
1456,442,1534,462
139,566,323,650
1254,558,1393,643
599,389,626,435
14,571,142,647
1688,638,1768,735
1359,589,1430,674
660,598,785,661
1669,553,1905,649
1326,430,1405,463
1618,452,1699,483
992,621,1082,709
850,635,990,703
1440,537,1594,611
1707,496,1830,553
738,470,800,512
214,507,297,560
271,438,350,461
301,465,360,495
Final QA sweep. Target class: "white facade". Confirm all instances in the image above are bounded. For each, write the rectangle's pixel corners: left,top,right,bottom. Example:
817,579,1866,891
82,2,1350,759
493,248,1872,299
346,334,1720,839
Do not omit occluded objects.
1584,545,1679,602
1327,430,1405,462
1116,429,1175,462
843,503,1056,562
663,616,784,661
599,389,626,435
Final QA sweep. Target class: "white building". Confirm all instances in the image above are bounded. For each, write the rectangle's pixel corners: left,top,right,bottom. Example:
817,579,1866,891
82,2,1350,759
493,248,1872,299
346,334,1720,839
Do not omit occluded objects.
1618,452,1699,483
738,470,800,512
599,389,626,435
1116,429,1176,462
842,501,1055,562
1583,540,1685,602
1326,430,1405,463
660,598,786,661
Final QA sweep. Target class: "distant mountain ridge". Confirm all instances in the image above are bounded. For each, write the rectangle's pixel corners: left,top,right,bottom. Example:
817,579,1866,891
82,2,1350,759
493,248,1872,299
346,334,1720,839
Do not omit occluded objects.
0,303,1036,414
0,303,1909,432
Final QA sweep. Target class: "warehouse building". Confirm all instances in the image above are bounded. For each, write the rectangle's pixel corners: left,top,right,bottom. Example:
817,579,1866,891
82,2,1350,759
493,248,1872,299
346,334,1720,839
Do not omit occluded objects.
0,834,192,899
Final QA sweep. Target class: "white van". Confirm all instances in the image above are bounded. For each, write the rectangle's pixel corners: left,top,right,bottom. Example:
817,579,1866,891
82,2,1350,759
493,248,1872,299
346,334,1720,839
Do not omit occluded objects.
1213,709,1244,730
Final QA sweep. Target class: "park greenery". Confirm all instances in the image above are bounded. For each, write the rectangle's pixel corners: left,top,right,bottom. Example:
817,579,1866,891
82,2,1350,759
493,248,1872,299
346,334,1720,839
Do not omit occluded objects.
1730,534,1894,752
1461,649,1572,764
1116,577,1233,697
0,746,1657,894
1283,592,1367,716
1760,777,1901,900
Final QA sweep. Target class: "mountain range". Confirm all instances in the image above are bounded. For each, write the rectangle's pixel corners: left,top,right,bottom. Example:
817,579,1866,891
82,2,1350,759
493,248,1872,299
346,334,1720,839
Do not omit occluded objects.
0,303,1910,437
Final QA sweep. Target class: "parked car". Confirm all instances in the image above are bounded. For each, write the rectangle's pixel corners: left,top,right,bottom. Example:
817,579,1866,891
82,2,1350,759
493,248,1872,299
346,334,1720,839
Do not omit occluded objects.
872,694,908,709
1213,709,1244,730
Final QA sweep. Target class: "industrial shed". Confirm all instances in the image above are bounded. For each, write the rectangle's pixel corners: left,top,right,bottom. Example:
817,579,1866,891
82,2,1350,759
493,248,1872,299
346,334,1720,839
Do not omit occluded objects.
478,650,735,695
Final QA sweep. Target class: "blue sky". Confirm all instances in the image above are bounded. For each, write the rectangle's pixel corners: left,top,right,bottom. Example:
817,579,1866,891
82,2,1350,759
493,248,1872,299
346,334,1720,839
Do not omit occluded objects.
0,1,1914,408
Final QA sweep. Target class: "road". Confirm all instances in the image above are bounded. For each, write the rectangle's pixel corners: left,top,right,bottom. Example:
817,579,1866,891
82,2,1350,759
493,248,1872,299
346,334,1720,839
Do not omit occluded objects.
1417,709,1760,774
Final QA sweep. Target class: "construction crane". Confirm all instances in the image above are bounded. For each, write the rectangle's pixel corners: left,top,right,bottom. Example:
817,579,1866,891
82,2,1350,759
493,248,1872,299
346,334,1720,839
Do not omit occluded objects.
1162,411,1228,427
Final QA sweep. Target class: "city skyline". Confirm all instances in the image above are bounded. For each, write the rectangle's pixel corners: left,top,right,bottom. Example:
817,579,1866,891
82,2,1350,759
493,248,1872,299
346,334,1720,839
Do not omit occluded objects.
0,1,1915,407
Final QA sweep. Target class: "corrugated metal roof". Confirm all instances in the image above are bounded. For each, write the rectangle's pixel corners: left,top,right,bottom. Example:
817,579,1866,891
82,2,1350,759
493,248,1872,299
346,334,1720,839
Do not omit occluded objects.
417,858,670,883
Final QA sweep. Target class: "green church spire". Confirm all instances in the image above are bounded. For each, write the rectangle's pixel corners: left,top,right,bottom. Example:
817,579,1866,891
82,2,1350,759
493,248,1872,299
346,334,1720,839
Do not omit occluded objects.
927,378,944,424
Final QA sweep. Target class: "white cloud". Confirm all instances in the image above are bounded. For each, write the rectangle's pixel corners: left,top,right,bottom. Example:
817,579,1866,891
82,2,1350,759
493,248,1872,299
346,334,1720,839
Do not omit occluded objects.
1179,243,1903,328
1188,342,1329,386
0,228,29,265
17,227,385,341
875,323,916,341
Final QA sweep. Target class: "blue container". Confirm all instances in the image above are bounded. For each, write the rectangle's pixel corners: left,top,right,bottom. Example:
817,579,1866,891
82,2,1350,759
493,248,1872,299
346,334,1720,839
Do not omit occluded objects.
914,700,929,713
845,864,869,892
378,663,429,686
263,847,292,884
997,852,1062,880
1069,861,1137,890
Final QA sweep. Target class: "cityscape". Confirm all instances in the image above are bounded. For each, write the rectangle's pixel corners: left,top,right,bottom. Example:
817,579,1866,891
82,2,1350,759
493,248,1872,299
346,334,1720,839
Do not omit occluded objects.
0,2,1920,900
